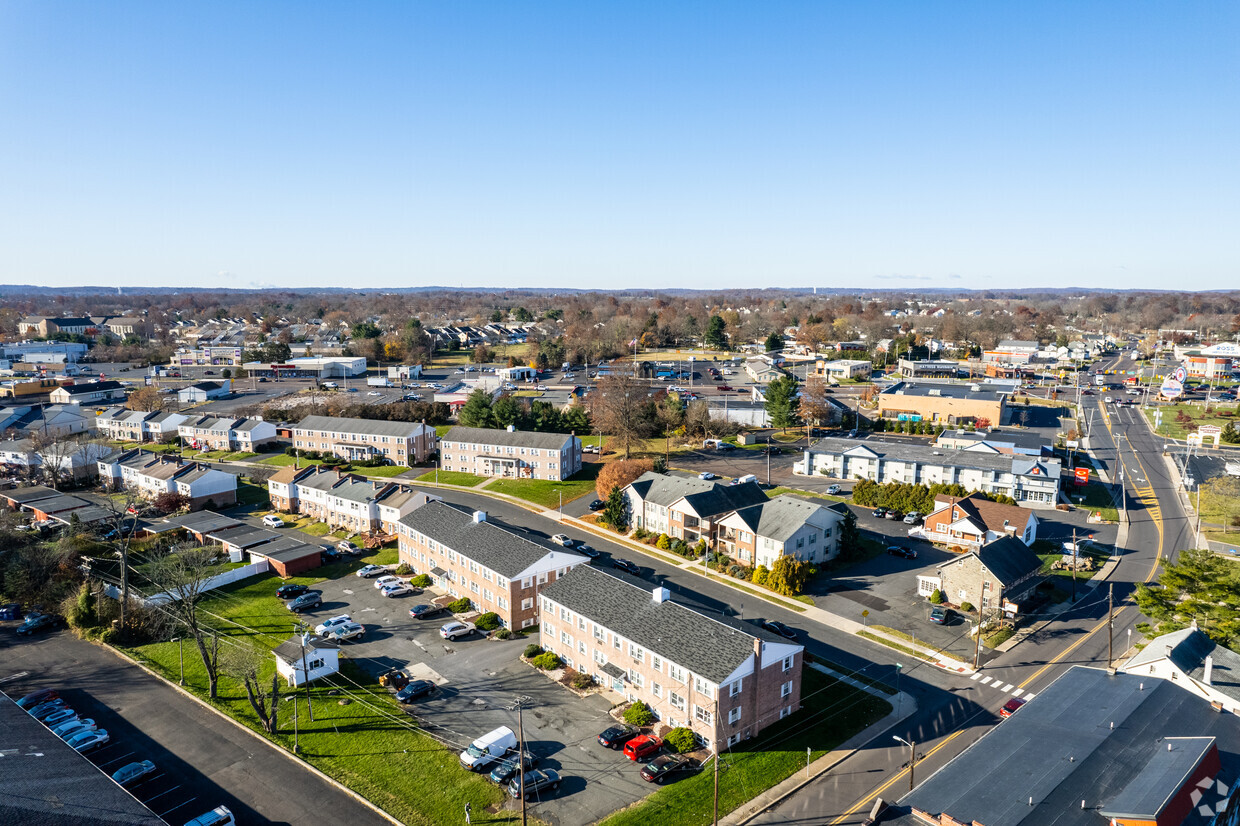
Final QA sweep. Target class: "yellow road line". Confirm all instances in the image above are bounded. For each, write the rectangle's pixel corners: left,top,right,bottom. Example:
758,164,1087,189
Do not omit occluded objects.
828,728,969,825
1016,611,1116,690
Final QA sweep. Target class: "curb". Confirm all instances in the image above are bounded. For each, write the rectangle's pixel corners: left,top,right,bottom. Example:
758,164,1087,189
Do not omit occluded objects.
97,641,406,826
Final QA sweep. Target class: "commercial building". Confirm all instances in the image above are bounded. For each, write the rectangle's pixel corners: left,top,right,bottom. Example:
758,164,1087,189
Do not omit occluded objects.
981,339,1040,366
933,427,1053,457
178,380,232,403
917,493,1039,550
396,501,589,629
439,425,581,481
242,356,368,379
539,564,804,751
268,465,438,535
915,535,1043,609
292,415,436,465
1,377,73,398
812,359,872,381
170,346,245,367
896,358,960,379
0,340,89,363
96,408,191,443
49,380,126,406
98,449,238,510
1122,625,1240,714
794,437,1061,508
876,381,1008,426
17,316,97,337
623,472,769,544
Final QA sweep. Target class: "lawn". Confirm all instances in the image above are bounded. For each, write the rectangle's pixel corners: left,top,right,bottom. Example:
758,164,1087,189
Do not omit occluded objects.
1032,537,1108,581
414,469,487,487
256,454,413,478
599,668,890,826
1144,403,1239,440
1067,480,1119,523
764,486,848,505
236,479,270,507
485,464,603,509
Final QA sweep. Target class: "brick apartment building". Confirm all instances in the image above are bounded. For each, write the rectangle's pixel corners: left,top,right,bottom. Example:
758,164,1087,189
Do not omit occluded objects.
439,425,581,481
292,415,436,466
268,465,438,535
396,501,589,629
539,565,804,750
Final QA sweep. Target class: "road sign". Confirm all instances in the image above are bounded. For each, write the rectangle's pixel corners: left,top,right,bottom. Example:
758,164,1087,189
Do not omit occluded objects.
1074,467,1090,486
1160,377,1184,400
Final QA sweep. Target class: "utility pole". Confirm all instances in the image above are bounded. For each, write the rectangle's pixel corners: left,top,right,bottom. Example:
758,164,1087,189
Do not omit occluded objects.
293,693,299,753
973,577,988,669
713,699,720,826
296,624,314,721
1107,584,1114,668
1071,527,1078,603
518,700,527,826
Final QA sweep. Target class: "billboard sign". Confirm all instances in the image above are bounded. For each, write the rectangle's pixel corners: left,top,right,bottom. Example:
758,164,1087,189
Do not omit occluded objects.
1074,467,1090,486
1160,377,1184,400
1173,365,1187,383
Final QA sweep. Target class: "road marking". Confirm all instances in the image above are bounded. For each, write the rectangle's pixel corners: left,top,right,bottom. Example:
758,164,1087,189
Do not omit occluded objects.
980,676,992,685
828,728,969,825
970,672,982,681
999,683,1013,692
143,785,183,805
1024,692,1036,700
1010,688,1024,698
156,797,197,818
0,672,29,684
1018,613,1112,690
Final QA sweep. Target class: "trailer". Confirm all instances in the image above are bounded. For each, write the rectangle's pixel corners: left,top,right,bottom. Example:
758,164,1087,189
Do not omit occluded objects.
367,377,394,387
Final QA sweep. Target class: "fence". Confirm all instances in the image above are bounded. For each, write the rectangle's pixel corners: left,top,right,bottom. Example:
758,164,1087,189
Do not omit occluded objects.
104,559,269,605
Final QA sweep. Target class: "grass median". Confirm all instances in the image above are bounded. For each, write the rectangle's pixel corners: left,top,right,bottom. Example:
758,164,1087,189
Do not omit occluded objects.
414,469,487,487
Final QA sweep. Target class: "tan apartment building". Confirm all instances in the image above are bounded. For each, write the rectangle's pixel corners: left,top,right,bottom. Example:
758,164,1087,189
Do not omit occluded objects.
268,465,437,535
539,565,805,751
396,501,589,629
96,408,190,443
876,381,1007,427
439,425,581,481
623,472,768,544
714,496,846,569
292,415,436,466
177,415,278,452
97,449,237,510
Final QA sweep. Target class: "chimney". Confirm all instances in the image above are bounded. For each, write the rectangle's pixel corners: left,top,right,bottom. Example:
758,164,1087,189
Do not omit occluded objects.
1204,655,1214,686
472,510,486,523
652,586,670,604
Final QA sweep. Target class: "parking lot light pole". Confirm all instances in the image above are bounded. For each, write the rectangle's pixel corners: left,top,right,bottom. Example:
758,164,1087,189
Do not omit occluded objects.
893,735,916,791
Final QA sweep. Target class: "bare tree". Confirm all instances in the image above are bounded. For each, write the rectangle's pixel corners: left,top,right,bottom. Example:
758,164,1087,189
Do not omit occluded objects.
588,371,654,459
95,487,146,634
800,376,837,429
221,644,281,733
126,385,164,412
143,543,225,698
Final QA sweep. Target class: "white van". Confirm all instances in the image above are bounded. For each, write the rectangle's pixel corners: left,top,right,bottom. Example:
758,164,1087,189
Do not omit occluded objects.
184,806,234,826
734,474,758,486
460,725,517,770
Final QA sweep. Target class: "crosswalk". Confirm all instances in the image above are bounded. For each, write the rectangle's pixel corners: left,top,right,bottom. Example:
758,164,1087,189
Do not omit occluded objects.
969,670,1035,701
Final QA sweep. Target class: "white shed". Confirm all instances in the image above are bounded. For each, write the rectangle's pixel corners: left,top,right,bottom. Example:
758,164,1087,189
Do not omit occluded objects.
273,634,340,687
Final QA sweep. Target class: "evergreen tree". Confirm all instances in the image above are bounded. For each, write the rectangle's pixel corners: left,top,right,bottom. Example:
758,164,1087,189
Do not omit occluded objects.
764,331,784,353
704,315,728,350
765,375,801,431
458,389,495,428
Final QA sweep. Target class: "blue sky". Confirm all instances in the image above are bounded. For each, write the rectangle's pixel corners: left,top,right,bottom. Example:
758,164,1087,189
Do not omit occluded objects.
1,2,1236,291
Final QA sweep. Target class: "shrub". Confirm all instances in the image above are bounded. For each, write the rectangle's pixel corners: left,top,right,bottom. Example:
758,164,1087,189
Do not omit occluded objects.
524,643,544,659
285,446,298,456
656,534,671,550
633,527,650,541
474,612,501,632
623,700,655,727
447,597,473,613
929,589,944,605
596,458,655,500
393,563,413,575
664,727,697,754
409,574,432,588
495,628,513,640
532,651,563,670
570,671,595,691
960,602,975,613
693,539,707,557
752,565,769,586
728,564,746,579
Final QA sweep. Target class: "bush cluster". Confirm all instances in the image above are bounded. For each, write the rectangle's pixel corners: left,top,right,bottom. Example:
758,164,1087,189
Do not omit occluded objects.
495,628,513,640
852,479,1016,512
928,589,944,605
393,563,413,575
664,727,697,754
409,573,432,588
531,651,563,670
622,701,655,727
446,597,473,613
524,643,544,659
474,612,501,631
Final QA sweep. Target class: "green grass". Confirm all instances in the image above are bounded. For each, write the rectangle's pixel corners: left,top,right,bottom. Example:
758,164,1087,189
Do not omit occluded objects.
985,627,1015,647
414,469,487,487
1144,403,1239,439
236,479,270,507
869,625,967,663
764,486,848,504
484,463,604,508
600,668,890,826
1033,537,1107,581
258,454,413,479
1068,481,1119,523
818,537,886,575
856,631,939,663
434,425,454,437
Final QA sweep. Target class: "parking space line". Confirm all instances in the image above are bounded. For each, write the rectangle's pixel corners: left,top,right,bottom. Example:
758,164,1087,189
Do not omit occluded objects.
142,785,183,805
156,797,197,818
98,751,136,768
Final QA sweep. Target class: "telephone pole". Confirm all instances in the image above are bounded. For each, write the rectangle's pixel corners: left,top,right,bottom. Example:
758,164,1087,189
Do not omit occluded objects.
713,699,720,826
1107,584,1114,668
518,700,527,826
296,624,314,721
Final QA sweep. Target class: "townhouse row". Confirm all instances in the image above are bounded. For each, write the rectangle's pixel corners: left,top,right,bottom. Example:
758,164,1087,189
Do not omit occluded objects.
268,465,437,535
96,408,278,453
98,449,238,510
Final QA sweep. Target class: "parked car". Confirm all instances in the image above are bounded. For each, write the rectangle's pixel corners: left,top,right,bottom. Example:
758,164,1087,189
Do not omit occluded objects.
52,716,93,737
489,751,537,784
903,511,922,524
16,613,64,636
67,728,110,753
261,514,285,528
326,621,365,641
112,760,157,786
16,688,58,709
508,769,561,799
395,680,437,703
409,603,445,619
373,575,402,590
611,558,640,576
575,543,600,559
885,509,902,521
929,606,953,625
761,620,797,640
379,670,409,690
588,499,604,511
763,446,783,456
873,507,888,519
356,564,387,578
440,621,476,641
320,547,342,564
337,541,361,555
826,484,842,495
886,546,918,559
28,699,67,720
551,534,573,546
718,384,733,391
1000,697,1027,718
697,471,717,480
641,754,698,783
598,724,640,749
0,602,23,620
623,734,662,761
286,592,322,612
381,582,415,598
41,707,78,727
275,583,309,600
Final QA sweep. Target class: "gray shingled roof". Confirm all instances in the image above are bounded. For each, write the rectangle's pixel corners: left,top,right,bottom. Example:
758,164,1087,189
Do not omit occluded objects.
938,536,1042,587
724,496,839,542
539,564,796,683
57,380,124,395
1126,627,1240,704
398,500,585,578
273,635,338,664
295,415,429,439
625,472,766,516
443,425,575,451
807,436,1061,477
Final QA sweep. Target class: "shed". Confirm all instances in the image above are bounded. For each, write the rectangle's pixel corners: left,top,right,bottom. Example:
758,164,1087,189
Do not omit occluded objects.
273,634,340,687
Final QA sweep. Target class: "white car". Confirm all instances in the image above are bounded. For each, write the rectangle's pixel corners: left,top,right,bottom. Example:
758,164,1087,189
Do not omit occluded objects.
826,484,842,495
551,534,573,547
440,621,476,641
326,621,365,641
381,582,415,598
356,564,386,578
314,614,353,636
374,575,402,590
261,515,285,528
368,390,382,396
698,471,716,480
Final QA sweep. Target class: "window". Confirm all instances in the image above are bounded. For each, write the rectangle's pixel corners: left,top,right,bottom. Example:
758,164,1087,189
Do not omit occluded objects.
782,656,794,672
560,607,570,622
578,616,586,631
522,598,534,611
669,664,685,683
561,631,572,646
593,624,605,641
594,649,606,664
629,670,644,689
670,692,685,711
470,581,479,594
780,707,790,720
652,656,662,673
542,598,552,612
545,623,555,638
728,707,742,724
652,683,662,698
614,636,622,651
694,676,712,697
629,643,644,662
694,705,712,725
523,577,533,589
522,618,534,628
730,679,742,697
781,680,793,698
578,640,586,655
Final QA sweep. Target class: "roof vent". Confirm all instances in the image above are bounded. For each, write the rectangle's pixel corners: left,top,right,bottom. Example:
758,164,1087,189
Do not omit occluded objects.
652,587,670,604
506,424,516,432
472,510,487,523
1205,655,1214,686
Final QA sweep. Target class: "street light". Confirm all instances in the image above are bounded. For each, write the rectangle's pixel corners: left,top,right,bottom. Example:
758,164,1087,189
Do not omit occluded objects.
893,735,916,791
172,636,184,685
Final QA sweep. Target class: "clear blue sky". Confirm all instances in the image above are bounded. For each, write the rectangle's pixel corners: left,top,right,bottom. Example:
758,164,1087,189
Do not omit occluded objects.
1,2,1236,291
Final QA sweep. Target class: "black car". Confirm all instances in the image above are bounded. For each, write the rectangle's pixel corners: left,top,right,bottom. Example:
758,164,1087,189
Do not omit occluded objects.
763,446,783,455
885,510,902,520
761,620,797,640
408,604,446,619
489,750,537,784
873,507,888,518
508,769,560,799
611,559,640,576
575,543,600,559
320,548,342,564
886,546,918,559
286,592,322,612
15,614,64,636
395,680,436,703
641,754,699,783
598,724,640,749
275,583,309,600
588,499,604,511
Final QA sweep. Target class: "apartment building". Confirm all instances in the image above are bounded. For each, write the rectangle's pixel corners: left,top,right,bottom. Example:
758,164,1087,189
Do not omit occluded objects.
396,501,589,629
98,449,238,510
292,415,436,466
795,437,1061,508
49,381,126,406
17,317,97,337
539,565,804,750
876,381,1008,426
933,427,1053,457
439,425,581,481
623,472,768,543
268,465,438,535
714,496,846,568
96,408,191,443
177,415,277,452
170,346,244,367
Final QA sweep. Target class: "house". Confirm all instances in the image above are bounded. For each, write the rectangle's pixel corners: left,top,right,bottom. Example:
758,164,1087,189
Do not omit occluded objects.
714,496,847,568
813,359,871,382
292,415,436,466
49,381,126,406
794,437,1061,508
439,425,581,481
877,381,1008,427
98,449,238,510
623,472,769,544
896,359,960,379
1122,625,1240,714
96,408,191,443
267,465,438,535
538,564,804,751
177,415,277,452
103,317,146,338
201,523,325,577
0,404,95,440
933,428,1053,457
396,502,590,629
743,358,785,385
888,666,1240,826
915,535,1043,610
178,380,232,403
918,493,1039,550
273,634,340,687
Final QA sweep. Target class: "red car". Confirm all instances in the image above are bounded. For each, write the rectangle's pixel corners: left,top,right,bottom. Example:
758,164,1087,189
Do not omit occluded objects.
718,385,733,391
623,734,662,762
1000,697,1027,718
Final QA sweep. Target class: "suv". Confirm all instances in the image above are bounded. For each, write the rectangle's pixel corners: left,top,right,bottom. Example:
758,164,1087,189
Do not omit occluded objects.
261,514,285,528
286,592,322,613
598,724,640,749
623,734,662,761
508,769,561,799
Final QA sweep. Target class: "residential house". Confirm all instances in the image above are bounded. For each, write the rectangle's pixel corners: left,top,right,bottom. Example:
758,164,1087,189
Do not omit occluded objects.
743,358,786,385
96,408,191,443
396,502,589,629
623,472,769,544
714,496,846,568
49,381,126,406
177,415,277,452
178,380,232,403
1122,625,1240,714
273,635,340,687
0,404,95,440
439,425,581,481
877,381,1008,426
539,564,804,751
794,437,1061,508
292,415,436,466
98,449,238,510
102,317,146,338
917,493,1039,550
267,465,438,535
915,535,1043,610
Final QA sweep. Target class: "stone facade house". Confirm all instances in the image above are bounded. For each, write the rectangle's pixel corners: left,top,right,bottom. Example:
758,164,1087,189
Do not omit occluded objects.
917,535,1043,612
